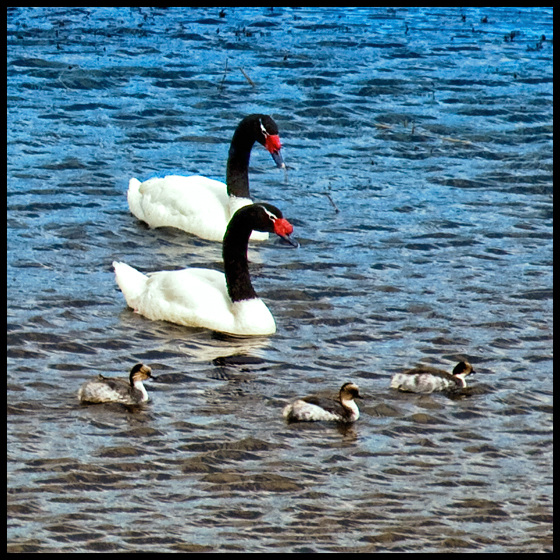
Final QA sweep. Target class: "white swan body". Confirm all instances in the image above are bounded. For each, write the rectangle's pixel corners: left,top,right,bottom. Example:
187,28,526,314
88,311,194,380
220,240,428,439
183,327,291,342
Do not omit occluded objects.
113,203,296,337
127,114,284,242
113,263,276,336
128,176,267,242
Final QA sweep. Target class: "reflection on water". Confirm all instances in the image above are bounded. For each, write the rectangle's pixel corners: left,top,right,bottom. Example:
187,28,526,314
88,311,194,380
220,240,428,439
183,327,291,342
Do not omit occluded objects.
7,6,552,553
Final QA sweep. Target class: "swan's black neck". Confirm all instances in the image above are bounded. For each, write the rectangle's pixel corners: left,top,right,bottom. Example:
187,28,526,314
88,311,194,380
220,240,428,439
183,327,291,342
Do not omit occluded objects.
222,203,286,303
222,214,258,302
225,115,265,199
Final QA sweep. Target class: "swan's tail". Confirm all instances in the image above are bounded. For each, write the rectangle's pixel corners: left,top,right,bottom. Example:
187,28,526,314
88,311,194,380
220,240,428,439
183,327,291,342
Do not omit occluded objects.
127,178,144,221
113,261,147,308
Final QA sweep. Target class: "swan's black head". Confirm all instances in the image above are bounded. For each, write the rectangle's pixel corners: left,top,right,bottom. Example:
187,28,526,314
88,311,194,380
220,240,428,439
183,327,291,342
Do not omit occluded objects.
227,203,295,244
253,203,297,246
243,114,284,168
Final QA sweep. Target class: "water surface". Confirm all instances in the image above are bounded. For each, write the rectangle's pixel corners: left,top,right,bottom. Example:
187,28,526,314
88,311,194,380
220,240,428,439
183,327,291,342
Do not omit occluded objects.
7,7,552,552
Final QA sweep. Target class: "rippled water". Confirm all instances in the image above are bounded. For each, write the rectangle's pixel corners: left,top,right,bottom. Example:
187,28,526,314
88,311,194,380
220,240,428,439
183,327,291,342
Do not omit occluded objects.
7,7,552,552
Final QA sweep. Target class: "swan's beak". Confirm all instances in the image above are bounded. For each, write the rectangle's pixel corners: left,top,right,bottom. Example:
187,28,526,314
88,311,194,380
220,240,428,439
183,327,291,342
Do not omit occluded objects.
279,233,299,248
264,134,285,169
274,217,299,248
270,149,285,169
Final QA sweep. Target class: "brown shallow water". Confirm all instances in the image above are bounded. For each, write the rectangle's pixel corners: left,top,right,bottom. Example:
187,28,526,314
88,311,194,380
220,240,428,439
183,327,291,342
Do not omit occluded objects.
7,7,552,552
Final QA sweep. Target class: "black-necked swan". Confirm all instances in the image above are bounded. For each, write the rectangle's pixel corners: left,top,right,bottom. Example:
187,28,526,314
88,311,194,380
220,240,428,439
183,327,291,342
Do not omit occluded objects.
78,364,154,405
282,383,362,423
390,361,476,393
127,114,285,242
113,203,297,337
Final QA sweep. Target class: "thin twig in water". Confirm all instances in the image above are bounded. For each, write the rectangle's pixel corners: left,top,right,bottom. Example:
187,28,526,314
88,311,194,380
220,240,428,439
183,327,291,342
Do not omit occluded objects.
239,67,256,87
219,57,229,90
325,193,339,213
441,136,472,145
374,121,481,149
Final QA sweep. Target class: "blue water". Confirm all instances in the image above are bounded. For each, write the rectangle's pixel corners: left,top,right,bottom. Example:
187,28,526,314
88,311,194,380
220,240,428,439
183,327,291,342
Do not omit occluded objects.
7,7,552,552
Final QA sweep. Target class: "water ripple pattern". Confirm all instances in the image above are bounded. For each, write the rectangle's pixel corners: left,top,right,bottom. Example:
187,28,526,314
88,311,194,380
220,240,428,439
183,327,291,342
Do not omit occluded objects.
7,7,552,553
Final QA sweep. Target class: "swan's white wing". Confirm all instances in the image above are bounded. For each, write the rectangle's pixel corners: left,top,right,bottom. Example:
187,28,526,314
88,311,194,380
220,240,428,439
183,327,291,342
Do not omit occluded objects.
128,175,230,241
135,268,237,332
120,266,275,336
